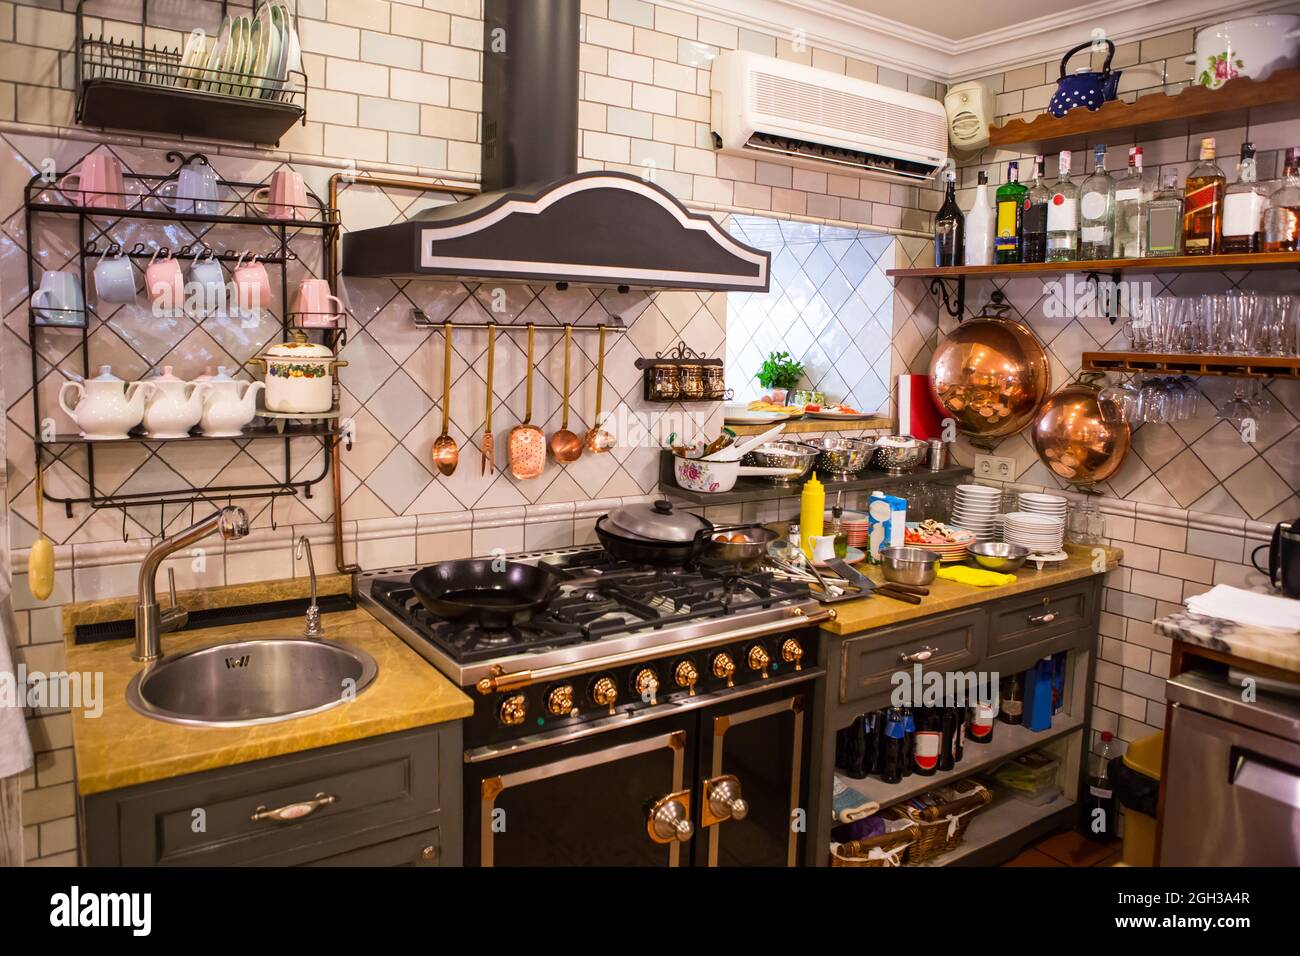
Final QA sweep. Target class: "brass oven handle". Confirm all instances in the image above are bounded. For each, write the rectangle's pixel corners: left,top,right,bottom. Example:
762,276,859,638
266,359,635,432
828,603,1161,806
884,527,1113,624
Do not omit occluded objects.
702,774,749,827
647,790,694,844
898,645,938,664
251,792,336,823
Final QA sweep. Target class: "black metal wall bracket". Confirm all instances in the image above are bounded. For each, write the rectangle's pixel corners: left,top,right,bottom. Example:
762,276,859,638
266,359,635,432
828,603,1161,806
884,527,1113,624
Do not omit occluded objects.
1084,270,1124,325
928,276,965,322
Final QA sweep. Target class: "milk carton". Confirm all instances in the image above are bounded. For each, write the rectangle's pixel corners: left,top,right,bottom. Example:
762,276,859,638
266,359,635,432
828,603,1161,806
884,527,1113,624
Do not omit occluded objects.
866,491,907,564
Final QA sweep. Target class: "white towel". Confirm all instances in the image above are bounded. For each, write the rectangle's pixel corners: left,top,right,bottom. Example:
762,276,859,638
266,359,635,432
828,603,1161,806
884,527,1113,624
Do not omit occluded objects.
1186,584,1300,633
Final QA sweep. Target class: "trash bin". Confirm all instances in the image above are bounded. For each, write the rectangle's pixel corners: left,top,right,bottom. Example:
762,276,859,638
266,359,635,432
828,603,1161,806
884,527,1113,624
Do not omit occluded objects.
1110,732,1162,867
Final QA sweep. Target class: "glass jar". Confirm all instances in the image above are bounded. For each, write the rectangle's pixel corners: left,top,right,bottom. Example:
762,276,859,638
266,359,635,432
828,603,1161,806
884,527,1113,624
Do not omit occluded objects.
703,365,726,400
649,365,679,401
678,364,705,400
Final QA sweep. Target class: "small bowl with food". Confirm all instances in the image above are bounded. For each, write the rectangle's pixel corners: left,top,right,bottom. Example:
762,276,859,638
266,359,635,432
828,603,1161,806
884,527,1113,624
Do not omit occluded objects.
703,525,779,569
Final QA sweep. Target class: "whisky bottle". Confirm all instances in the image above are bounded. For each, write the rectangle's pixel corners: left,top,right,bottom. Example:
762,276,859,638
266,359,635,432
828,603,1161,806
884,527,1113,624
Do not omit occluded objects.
1144,171,1183,258
1222,142,1265,254
1183,136,1226,255
1262,147,1300,253
1022,155,1050,263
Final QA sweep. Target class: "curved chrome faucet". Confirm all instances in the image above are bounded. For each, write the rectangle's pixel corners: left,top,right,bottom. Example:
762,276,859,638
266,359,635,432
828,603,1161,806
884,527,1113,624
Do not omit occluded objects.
296,535,323,638
134,506,250,662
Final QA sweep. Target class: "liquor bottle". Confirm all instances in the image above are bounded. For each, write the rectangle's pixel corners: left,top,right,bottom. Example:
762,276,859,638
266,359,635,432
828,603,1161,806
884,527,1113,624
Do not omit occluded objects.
1085,731,1118,842
964,171,994,266
1145,171,1184,257
827,492,848,559
900,706,916,777
913,708,941,776
1113,146,1146,258
1222,142,1265,254
878,708,905,784
1262,147,1300,252
934,165,964,266
1021,154,1050,263
994,161,1027,264
1183,136,1226,255
951,706,965,763
1079,144,1115,259
1046,150,1079,262
938,707,957,772
998,672,1024,725
966,698,997,744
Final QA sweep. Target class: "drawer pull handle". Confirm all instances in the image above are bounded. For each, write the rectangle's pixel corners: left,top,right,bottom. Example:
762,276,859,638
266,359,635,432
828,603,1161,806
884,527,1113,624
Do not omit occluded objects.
421,845,438,862
251,792,336,823
898,645,938,664
1028,611,1058,626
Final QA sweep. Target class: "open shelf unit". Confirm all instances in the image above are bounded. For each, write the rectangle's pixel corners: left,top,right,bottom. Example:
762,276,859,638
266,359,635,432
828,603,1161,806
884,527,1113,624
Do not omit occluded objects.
987,69,1300,153
1082,351,1300,379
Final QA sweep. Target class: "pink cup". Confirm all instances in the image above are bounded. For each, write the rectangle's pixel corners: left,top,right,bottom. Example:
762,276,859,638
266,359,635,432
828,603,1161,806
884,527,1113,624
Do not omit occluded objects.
146,249,185,313
254,169,309,220
60,154,126,209
293,278,346,328
232,251,272,313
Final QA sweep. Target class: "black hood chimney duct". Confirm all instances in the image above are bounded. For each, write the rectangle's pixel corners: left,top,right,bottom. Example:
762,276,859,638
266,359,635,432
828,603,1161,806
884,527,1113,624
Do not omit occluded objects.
481,0,580,192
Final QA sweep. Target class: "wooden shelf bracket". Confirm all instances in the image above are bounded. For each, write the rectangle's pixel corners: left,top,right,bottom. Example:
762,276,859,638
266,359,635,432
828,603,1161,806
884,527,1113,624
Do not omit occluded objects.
928,275,965,322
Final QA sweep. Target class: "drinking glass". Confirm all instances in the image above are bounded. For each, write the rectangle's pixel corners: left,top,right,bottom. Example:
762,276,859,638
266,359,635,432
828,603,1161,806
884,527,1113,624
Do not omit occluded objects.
1223,291,1257,355
1149,296,1180,351
1203,294,1232,353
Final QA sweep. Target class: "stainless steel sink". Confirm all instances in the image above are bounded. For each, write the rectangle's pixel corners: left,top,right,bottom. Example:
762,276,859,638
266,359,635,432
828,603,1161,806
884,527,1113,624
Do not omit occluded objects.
125,638,379,727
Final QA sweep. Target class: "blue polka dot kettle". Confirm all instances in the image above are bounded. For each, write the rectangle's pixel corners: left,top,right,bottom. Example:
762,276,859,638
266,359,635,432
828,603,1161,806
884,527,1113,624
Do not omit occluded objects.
1048,38,1122,117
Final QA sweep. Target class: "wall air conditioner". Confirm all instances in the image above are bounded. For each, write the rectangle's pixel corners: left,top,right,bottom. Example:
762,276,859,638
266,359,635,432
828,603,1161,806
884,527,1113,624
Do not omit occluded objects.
710,50,948,185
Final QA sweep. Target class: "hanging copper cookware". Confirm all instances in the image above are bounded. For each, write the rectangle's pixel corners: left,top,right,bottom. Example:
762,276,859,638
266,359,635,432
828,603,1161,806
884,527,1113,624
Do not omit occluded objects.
928,316,1051,438
508,323,546,480
1032,384,1132,484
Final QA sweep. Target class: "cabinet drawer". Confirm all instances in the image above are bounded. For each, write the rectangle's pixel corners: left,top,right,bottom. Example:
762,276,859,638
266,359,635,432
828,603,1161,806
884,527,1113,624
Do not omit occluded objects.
987,580,1093,660
302,827,441,867
97,726,444,866
839,608,986,708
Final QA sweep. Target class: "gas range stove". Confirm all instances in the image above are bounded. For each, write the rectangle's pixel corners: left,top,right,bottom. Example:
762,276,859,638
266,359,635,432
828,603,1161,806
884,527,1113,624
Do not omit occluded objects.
358,546,831,750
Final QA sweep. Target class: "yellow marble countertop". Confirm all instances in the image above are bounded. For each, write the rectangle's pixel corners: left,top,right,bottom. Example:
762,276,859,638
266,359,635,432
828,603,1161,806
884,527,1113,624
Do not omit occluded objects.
821,547,1122,635
66,590,472,796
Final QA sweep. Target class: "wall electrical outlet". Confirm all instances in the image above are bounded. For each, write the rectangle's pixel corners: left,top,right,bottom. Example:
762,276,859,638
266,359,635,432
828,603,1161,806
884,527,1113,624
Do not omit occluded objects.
973,454,1016,480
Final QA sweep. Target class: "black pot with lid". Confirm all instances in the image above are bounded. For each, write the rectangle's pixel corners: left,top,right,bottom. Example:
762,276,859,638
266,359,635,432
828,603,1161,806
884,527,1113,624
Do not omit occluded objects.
597,499,714,566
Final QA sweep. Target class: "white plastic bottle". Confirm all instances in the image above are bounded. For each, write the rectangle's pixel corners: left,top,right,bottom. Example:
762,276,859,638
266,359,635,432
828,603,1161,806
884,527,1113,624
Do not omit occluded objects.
964,171,995,266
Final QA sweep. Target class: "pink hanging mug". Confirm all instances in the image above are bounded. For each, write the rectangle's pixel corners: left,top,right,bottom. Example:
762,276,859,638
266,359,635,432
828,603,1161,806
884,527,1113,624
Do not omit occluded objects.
253,169,309,219
59,154,126,209
146,248,185,313
232,251,272,313
293,278,346,328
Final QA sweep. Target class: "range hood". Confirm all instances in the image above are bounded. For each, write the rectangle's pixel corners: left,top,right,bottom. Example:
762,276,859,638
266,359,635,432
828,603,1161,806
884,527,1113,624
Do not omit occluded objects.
341,0,770,292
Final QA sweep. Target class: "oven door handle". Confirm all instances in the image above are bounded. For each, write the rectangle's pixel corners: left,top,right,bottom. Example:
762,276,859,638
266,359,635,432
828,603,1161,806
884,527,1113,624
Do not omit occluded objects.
474,607,834,694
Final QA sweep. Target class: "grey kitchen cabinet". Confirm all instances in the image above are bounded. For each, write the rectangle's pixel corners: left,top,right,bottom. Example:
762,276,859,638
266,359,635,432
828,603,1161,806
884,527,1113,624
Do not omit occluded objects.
80,722,461,867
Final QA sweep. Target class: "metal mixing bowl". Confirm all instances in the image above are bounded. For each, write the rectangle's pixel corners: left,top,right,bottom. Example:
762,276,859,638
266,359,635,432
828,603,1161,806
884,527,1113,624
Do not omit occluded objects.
741,441,819,484
805,436,875,478
871,437,927,475
967,541,1030,571
879,546,940,586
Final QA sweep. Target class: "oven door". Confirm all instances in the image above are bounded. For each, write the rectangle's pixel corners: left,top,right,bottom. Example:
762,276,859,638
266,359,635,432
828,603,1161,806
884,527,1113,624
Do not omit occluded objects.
466,714,698,866
692,683,811,867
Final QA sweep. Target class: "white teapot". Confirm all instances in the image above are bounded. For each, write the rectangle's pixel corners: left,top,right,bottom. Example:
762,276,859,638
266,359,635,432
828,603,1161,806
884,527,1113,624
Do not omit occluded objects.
142,366,208,438
199,366,265,437
59,365,153,439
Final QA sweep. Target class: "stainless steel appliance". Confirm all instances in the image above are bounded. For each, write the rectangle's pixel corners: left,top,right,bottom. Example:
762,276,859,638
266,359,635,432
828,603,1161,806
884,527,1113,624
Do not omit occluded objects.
359,545,831,866
1160,667,1300,865
1252,517,1300,599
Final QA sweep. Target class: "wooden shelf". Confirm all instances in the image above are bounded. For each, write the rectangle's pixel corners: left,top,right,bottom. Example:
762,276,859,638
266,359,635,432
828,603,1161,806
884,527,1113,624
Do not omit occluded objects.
918,797,1077,867
988,69,1300,153
1082,351,1300,379
726,417,890,436
887,251,1300,279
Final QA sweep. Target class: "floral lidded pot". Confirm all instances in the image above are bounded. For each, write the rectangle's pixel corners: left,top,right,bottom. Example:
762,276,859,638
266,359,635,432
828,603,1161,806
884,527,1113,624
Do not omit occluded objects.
249,331,347,414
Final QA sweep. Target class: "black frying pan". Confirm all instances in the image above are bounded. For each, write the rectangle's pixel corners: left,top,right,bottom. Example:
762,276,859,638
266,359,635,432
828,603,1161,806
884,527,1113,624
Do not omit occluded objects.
411,559,562,629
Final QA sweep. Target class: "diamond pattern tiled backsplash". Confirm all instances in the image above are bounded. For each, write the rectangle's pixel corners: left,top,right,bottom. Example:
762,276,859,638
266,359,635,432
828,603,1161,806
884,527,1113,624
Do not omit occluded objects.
1,137,726,549
725,214,893,413
891,237,1300,524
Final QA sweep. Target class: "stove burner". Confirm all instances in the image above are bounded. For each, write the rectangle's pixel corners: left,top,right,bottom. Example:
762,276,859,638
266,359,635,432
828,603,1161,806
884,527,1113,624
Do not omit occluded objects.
369,549,812,664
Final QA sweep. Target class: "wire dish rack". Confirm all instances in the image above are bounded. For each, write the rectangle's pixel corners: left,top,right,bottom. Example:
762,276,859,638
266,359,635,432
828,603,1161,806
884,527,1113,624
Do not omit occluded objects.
74,0,307,145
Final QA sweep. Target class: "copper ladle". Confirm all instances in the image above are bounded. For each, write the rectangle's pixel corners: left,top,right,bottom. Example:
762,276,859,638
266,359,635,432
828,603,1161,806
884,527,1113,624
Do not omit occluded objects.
508,323,546,479
549,324,583,463
432,321,458,476
584,323,614,453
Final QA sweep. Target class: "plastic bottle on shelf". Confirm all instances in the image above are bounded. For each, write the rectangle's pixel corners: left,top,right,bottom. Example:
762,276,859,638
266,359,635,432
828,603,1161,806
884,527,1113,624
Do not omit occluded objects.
964,171,995,267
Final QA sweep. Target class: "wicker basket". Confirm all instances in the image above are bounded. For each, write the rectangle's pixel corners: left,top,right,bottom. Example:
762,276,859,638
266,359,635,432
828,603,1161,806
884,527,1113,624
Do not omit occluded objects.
891,780,993,865
829,817,919,867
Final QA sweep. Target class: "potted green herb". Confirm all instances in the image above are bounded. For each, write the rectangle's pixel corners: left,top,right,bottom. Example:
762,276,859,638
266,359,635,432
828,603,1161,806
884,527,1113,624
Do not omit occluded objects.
755,351,805,402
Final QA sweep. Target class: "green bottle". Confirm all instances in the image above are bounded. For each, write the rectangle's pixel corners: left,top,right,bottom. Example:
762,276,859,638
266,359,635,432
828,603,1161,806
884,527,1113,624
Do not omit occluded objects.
994,160,1028,264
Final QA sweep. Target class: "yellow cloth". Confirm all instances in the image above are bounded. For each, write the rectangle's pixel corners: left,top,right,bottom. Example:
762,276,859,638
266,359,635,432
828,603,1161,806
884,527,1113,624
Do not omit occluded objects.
936,564,1016,587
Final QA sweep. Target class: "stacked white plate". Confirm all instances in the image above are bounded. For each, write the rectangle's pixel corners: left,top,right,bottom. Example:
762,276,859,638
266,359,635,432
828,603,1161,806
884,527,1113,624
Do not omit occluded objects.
1003,511,1066,554
949,484,1001,541
1018,492,1069,523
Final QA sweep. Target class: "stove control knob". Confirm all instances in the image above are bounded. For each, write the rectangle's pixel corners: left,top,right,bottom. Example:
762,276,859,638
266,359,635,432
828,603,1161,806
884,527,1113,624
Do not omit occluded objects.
590,676,618,714
498,693,528,726
546,684,576,717
633,667,660,705
711,652,736,688
781,638,804,672
674,660,699,697
747,644,771,678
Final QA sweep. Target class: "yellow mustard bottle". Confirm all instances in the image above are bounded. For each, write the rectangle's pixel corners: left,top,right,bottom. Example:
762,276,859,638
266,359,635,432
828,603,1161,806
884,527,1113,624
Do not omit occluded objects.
799,473,824,560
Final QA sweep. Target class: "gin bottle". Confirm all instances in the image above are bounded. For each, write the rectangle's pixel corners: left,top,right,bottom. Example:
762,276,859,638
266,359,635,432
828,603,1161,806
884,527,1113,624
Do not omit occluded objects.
1046,150,1079,262
1144,171,1183,258
1079,144,1115,260
1113,146,1146,258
